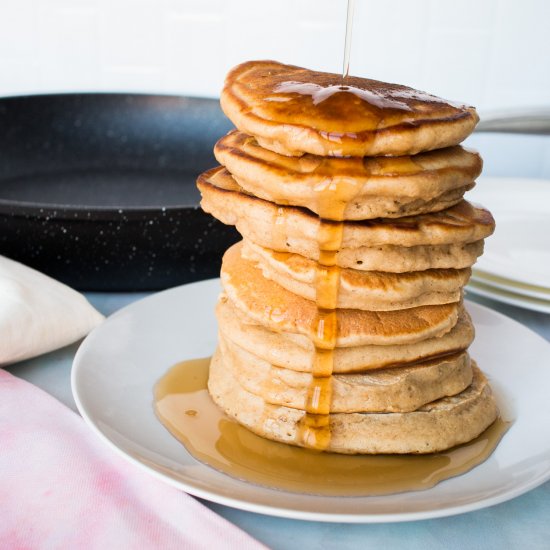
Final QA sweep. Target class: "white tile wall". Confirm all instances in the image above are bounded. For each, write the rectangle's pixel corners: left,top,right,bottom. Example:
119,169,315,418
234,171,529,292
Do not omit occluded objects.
1,0,549,176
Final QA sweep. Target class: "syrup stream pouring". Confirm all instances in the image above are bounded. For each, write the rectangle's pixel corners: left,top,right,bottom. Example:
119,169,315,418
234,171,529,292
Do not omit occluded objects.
342,0,356,81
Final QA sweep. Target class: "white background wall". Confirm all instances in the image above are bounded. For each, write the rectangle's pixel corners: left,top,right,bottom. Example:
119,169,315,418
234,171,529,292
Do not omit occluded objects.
1,0,550,176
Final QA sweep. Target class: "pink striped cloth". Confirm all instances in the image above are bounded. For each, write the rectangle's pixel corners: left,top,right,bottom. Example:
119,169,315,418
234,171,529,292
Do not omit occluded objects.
0,369,265,550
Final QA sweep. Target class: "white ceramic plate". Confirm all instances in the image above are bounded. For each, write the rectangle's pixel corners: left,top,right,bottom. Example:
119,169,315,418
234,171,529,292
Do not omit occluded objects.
472,269,550,301
468,177,550,288
72,280,550,523
467,279,550,314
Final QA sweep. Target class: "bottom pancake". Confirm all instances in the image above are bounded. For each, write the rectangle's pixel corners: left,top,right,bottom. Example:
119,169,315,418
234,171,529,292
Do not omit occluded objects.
208,347,498,454
220,334,473,413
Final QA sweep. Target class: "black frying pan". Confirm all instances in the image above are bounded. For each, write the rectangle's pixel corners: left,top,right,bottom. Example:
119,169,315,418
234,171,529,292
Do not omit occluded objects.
0,94,239,290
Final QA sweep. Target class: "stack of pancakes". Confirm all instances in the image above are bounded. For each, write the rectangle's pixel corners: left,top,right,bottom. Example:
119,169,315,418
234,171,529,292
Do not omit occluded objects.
197,60,497,454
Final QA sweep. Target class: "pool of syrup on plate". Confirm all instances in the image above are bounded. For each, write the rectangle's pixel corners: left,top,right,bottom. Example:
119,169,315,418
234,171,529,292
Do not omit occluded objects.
154,358,509,497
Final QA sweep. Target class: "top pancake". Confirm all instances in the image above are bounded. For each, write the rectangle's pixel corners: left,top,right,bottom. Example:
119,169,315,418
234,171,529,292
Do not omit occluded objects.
215,131,481,220
221,60,479,157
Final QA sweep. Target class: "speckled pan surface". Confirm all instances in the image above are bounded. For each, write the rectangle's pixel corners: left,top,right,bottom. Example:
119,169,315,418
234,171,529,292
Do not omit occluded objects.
0,94,239,290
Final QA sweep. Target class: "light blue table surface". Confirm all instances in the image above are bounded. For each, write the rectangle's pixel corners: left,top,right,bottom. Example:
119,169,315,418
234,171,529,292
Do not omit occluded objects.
7,290,550,550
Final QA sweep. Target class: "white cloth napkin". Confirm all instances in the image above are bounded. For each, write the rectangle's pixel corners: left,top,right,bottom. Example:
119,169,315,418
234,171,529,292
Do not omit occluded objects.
0,255,104,365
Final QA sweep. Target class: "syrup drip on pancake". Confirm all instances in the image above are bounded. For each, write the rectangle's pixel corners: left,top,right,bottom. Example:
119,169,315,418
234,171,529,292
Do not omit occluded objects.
267,166,368,445
297,177,363,449
298,222,341,448
154,358,510,496
264,73,468,156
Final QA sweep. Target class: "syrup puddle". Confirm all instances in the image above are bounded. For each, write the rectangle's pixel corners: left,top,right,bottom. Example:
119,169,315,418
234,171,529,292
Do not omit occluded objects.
154,358,510,497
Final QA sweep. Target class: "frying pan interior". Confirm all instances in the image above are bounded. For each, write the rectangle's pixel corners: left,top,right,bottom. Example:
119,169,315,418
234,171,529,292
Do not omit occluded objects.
0,94,239,290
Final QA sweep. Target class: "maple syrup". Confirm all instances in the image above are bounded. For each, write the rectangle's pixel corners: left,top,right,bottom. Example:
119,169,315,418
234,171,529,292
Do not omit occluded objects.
296,152,366,448
298,222,340,447
154,358,510,497
342,0,356,81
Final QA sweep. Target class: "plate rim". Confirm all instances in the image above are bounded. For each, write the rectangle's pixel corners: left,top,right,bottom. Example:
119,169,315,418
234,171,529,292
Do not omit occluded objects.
472,268,550,300
71,280,550,523
467,279,550,314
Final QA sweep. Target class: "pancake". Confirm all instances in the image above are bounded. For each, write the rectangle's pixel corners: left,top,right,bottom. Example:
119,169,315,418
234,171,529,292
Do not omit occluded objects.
217,296,474,373
220,333,473,414
198,168,493,272
242,240,470,311
208,349,498,454
220,60,479,157
221,243,460,347
215,131,481,220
